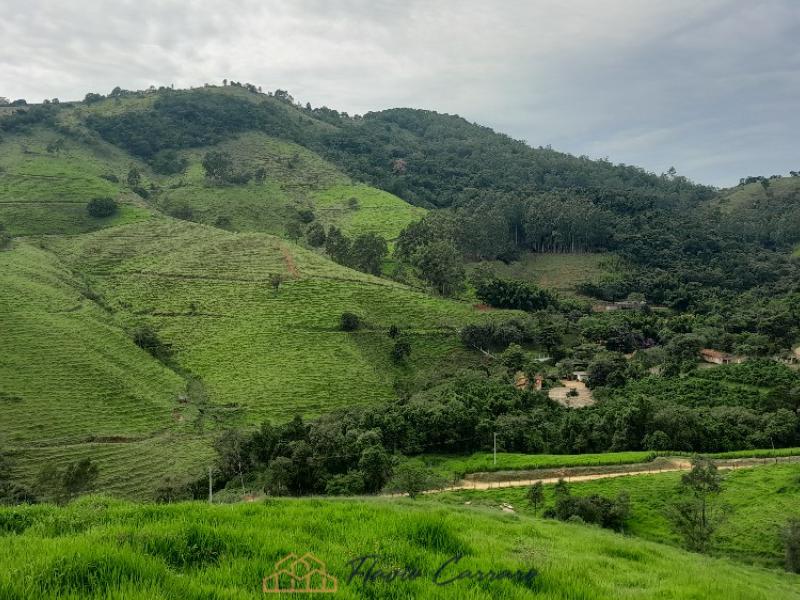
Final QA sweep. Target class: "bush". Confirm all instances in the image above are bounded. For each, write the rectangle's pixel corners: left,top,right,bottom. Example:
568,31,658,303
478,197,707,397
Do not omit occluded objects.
86,197,118,218
546,480,630,531
784,518,800,573
131,324,173,363
0,224,11,250
340,312,361,331
391,338,412,363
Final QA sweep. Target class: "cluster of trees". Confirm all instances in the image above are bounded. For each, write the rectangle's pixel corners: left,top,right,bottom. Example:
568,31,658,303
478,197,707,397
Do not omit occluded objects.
86,197,118,218
540,479,631,531
201,150,257,184
0,455,98,505
476,278,556,311
324,227,387,276
194,357,800,501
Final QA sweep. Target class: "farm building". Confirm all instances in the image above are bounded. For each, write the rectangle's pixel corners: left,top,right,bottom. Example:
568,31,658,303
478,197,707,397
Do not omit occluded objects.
700,349,746,365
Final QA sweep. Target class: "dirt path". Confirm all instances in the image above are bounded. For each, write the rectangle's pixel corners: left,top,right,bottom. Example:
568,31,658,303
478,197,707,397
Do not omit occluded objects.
421,455,800,495
279,243,300,278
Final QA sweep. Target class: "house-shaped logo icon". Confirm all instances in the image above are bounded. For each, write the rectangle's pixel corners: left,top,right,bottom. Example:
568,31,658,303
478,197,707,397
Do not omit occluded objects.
263,552,338,594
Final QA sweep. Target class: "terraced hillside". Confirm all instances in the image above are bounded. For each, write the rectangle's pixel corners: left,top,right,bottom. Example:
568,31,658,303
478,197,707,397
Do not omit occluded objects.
152,131,425,242
44,218,497,420
0,241,213,497
0,214,510,498
0,129,153,235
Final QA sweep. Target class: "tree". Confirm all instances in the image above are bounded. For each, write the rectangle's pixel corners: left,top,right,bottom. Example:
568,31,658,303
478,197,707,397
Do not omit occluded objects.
285,220,304,242
61,458,99,500
411,239,465,296
86,197,118,218
215,429,251,492
340,312,361,331
527,481,544,510
83,92,104,104
387,461,434,498
254,166,267,183
358,445,391,493
783,518,800,573
325,226,352,265
0,224,11,250
46,138,65,154
202,151,234,182
131,324,173,362
501,343,527,373
350,233,388,275
306,222,326,247
668,458,726,552
127,167,141,187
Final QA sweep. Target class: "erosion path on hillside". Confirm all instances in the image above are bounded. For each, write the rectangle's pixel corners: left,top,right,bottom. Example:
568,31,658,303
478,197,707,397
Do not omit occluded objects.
421,455,800,494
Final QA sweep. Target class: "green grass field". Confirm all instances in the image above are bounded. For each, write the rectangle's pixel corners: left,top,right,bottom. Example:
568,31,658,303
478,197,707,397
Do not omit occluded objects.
0,495,797,599
469,252,614,295
431,462,800,571
424,451,658,478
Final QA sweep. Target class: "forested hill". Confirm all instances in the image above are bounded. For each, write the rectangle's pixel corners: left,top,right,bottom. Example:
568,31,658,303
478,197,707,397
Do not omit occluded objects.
308,107,713,209
49,85,711,210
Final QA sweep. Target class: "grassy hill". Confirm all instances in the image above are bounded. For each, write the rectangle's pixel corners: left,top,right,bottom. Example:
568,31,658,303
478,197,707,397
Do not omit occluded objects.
0,128,153,235
0,495,797,599
1,214,510,498
151,131,425,242
431,462,800,571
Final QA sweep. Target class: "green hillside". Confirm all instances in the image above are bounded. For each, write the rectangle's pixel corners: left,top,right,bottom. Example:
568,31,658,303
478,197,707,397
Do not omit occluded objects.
0,495,797,599
1,214,509,498
0,129,152,235
432,463,800,570
152,131,425,241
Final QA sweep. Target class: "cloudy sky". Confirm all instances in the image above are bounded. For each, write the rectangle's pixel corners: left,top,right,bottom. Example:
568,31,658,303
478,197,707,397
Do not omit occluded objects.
2,0,798,187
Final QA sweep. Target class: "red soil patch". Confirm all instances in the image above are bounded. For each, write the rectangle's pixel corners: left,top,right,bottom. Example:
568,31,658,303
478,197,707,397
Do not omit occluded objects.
473,303,492,311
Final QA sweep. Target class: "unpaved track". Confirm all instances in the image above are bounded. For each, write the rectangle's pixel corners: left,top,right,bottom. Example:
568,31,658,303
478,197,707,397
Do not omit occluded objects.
421,455,800,495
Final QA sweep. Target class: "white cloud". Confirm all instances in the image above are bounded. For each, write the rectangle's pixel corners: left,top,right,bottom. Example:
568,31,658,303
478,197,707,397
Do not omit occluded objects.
1,0,798,186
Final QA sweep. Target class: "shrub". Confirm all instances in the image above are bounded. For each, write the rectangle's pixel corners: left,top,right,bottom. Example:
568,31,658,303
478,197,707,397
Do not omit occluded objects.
131,324,173,363
546,479,630,531
391,338,412,363
86,197,118,218
0,224,11,250
783,518,800,573
168,204,194,221
325,472,366,495
340,312,361,331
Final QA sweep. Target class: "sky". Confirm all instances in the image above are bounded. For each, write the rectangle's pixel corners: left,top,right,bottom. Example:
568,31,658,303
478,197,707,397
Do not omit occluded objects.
2,0,798,187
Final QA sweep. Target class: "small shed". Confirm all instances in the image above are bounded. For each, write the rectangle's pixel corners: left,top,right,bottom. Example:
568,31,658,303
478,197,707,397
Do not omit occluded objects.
700,349,746,365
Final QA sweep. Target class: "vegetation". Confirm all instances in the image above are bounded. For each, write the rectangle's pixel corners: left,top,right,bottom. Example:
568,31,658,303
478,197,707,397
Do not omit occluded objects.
432,463,800,571
0,495,797,599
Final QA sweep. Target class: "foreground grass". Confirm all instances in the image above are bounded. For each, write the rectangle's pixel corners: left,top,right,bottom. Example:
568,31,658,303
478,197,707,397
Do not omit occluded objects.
431,463,800,570
0,495,797,599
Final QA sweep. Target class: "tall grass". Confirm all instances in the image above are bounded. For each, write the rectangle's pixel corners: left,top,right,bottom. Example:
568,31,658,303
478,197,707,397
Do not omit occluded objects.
0,495,797,598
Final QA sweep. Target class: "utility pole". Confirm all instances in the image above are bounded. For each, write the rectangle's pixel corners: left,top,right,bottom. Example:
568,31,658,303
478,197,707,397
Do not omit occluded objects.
208,467,213,504
493,432,497,466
